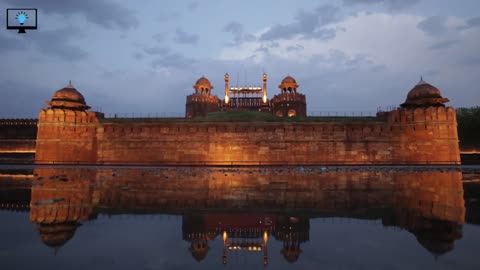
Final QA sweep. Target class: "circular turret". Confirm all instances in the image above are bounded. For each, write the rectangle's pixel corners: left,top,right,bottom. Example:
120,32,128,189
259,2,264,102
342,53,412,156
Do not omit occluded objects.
193,76,213,94
278,75,299,93
401,78,450,108
46,81,90,110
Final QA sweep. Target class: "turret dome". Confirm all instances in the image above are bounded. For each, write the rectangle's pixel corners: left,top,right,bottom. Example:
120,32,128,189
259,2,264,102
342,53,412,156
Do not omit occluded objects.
46,81,90,110
401,78,449,108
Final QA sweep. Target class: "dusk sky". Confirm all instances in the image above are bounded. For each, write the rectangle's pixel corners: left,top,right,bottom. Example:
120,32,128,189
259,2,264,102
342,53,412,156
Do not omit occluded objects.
0,0,479,118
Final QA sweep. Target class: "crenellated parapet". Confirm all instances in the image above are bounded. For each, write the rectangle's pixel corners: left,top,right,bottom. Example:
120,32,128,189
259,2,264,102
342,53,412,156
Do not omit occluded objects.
38,108,102,124
386,106,457,124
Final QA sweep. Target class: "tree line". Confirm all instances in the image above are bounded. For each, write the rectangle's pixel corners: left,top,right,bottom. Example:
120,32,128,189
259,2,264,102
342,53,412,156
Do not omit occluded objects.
457,107,480,145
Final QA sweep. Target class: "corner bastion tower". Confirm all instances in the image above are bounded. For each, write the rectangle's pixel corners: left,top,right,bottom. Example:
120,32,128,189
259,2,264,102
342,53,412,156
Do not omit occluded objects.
35,81,103,163
185,77,220,118
271,75,307,117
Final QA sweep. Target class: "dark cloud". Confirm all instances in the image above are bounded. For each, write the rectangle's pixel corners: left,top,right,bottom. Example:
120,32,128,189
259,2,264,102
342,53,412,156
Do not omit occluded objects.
187,1,199,10
417,16,448,36
259,5,340,41
458,16,480,31
132,53,144,60
151,53,195,69
143,46,169,55
466,16,480,28
0,80,50,118
224,22,256,44
286,44,305,52
428,40,458,51
342,0,420,10
152,32,167,42
463,56,480,66
173,28,199,44
4,0,138,30
0,33,27,53
28,26,88,61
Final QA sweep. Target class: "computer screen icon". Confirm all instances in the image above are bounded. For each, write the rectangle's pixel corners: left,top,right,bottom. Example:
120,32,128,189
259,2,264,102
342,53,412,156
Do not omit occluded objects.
6,8,37,33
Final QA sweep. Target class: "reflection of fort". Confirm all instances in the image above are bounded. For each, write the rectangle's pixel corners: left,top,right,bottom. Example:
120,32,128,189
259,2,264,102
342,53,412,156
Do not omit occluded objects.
0,168,466,264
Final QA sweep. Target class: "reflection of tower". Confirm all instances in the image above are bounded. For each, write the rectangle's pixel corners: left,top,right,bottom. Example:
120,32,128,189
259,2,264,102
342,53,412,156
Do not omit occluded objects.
30,168,95,253
182,213,274,265
273,216,310,263
38,222,80,254
182,215,217,262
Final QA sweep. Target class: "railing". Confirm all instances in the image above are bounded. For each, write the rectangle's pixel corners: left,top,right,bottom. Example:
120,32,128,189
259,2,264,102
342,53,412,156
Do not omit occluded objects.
307,111,377,117
104,112,184,118
377,105,400,112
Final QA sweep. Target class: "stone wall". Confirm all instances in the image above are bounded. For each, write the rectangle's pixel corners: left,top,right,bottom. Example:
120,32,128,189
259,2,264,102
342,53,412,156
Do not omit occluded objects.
34,106,460,165
0,119,37,154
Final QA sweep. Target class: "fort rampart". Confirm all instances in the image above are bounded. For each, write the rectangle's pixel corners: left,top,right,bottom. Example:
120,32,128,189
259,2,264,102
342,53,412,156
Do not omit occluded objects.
34,106,460,165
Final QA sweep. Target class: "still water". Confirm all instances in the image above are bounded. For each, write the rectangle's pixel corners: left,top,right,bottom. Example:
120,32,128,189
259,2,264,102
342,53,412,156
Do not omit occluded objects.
0,165,479,270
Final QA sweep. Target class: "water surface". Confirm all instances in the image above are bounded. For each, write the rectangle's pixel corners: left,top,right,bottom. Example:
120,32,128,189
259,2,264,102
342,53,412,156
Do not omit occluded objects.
1,165,479,270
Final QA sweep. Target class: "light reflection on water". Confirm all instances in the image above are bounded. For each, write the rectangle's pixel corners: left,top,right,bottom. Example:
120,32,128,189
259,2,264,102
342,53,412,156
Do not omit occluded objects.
0,166,479,269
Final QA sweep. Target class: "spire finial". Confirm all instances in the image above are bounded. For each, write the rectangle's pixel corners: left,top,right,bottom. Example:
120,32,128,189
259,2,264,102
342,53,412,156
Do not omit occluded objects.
66,80,74,88
416,76,427,86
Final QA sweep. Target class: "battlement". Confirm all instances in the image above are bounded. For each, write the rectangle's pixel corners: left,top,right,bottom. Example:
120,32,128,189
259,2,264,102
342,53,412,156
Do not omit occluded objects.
386,107,456,123
186,94,220,104
38,108,103,123
270,93,306,103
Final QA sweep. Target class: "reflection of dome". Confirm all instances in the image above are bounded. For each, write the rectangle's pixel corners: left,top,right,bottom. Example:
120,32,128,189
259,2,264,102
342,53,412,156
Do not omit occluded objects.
401,78,449,108
281,76,297,84
409,219,463,257
281,246,302,263
190,240,209,262
46,81,91,110
38,222,79,251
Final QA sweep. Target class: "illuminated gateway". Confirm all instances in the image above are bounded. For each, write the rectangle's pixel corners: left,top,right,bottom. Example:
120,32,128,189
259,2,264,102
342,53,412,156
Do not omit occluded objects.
185,73,307,118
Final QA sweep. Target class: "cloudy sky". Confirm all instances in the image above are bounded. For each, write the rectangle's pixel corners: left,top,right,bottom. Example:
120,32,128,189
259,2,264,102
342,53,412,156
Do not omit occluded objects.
0,0,479,118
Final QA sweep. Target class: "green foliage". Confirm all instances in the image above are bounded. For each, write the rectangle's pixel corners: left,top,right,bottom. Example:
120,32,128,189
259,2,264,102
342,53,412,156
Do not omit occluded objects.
457,107,480,143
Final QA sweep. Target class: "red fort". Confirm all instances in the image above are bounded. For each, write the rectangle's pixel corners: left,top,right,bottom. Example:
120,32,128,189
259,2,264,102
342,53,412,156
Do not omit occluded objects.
2,74,460,165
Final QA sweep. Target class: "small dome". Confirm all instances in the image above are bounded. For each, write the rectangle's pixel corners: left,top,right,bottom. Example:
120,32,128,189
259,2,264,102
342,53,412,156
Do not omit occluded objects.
195,76,212,87
46,81,90,110
401,78,449,108
281,76,297,84
278,75,300,92
193,76,213,93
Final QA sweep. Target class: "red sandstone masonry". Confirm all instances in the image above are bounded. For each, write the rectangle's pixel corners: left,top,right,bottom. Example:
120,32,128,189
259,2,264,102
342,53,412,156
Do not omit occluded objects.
35,107,460,165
